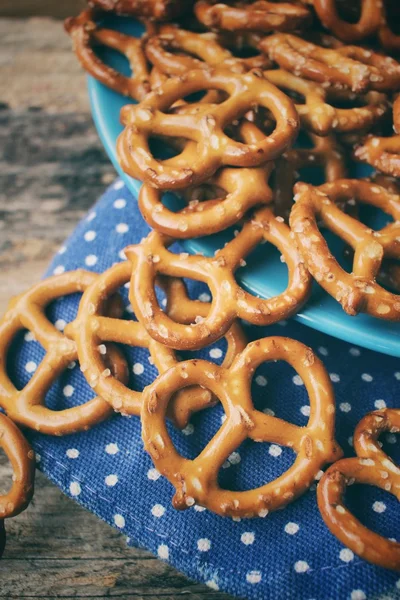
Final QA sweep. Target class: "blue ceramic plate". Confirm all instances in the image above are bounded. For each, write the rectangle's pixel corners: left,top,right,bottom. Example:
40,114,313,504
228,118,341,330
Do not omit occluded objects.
87,16,400,356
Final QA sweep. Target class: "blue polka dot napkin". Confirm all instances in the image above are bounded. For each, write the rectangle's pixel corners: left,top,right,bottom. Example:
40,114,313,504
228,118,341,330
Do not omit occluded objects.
10,179,399,600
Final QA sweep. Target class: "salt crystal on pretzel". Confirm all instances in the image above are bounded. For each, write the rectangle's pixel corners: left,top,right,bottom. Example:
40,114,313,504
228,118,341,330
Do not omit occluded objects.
65,261,247,429
141,337,342,517
290,179,400,320
318,408,400,570
125,206,311,350
117,67,299,189
65,9,152,100
0,271,129,435
194,0,312,33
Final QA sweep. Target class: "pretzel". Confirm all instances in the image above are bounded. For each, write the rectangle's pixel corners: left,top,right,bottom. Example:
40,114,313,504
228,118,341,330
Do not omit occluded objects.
87,0,191,20
194,0,312,33
141,336,342,517
145,25,271,77
125,206,311,350
310,0,382,43
138,121,274,237
260,33,400,93
354,97,400,179
318,408,400,570
65,261,247,428
0,271,129,435
290,179,400,320
378,1,400,53
65,9,151,100
117,67,299,189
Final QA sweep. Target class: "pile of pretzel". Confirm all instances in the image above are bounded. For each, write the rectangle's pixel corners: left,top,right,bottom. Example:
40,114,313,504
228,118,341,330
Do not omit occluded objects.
0,0,399,572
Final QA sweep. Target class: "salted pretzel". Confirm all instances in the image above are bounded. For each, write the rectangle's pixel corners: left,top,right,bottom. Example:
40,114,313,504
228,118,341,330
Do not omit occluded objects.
117,67,299,190
65,261,247,428
260,33,400,93
378,0,400,53
263,69,388,136
354,97,400,179
145,25,271,77
290,179,400,320
310,0,382,43
87,0,191,20
194,0,312,33
125,206,311,350
138,121,274,238
65,9,151,100
0,271,129,435
318,408,400,570
141,337,342,517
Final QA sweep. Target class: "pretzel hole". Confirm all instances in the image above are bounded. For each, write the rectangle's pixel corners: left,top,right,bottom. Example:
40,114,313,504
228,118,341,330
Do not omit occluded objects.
384,0,400,34
380,429,400,466
7,333,47,392
344,484,399,540
333,0,362,24
0,449,12,497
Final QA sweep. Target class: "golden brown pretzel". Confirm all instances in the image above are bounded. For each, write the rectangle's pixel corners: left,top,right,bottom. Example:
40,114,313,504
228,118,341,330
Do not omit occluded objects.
87,0,191,20
318,408,400,570
0,271,129,435
194,0,312,33
260,33,400,93
290,179,400,320
125,206,311,350
0,413,35,520
117,67,299,190
138,121,274,237
65,261,247,428
141,337,342,517
311,0,382,43
354,97,400,179
263,69,388,136
65,9,151,100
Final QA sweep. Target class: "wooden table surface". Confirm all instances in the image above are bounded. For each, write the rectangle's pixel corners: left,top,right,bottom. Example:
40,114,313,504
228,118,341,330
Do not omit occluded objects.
0,17,234,600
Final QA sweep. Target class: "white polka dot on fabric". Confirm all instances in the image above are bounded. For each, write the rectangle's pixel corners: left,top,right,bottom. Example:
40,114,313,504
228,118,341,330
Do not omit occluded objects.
84,230,96,242
198,292,211,302
158,544,169,560
151,504,165,518
246,571,261,584
118,249,126,260
361,373,373,382
113,180,125,190
268,444,282,457
263,408,275,416
55,319,66,331
25,361,37,374
147,468,161,481
348,436,353,446
277,320,287,327
339,548,354,563
330,373,340,383
105,443,119,455
66,448,79,459
105,474,118,487
24,331,36,342
255,375,267,387
374,399,386,409
339,402,351,413
116,223,129,234
114,514,125,528
70,481,81,497
58,245,67,255
209,348,223,359
68,361,76,370
206,580,219,591
194,505,206,512
113,198,126,209
133,362,144,375
63,385,74,398
35,453,41,463
53,265,65,275
349,347,361,357
395,372,400,381
292,375,304,386
85,254,98,267
197,538,211,552
284,522,299,535
294,561,310,573
300,405,310,417
318,346,328,356
182,424,194,436
228,451,241,465
87,211,96,222
221,414,227,424
351,591,366,600
396,579,400,589
372,501,386,513
315,470,324,481
386,433,397,444
241,532,255,545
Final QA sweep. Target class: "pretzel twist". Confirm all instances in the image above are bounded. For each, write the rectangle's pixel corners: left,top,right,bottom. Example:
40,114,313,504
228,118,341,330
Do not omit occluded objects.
125,206,311,350
318,408,400,570
65,9,151,100
311,0,382,43
65,261,247,428
0,271,129,435
194,0,312,33
87,0,190,20
260,33,400,93
354,97,400,179
141,337,342,517
290,179,400,320
117,67,299,189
